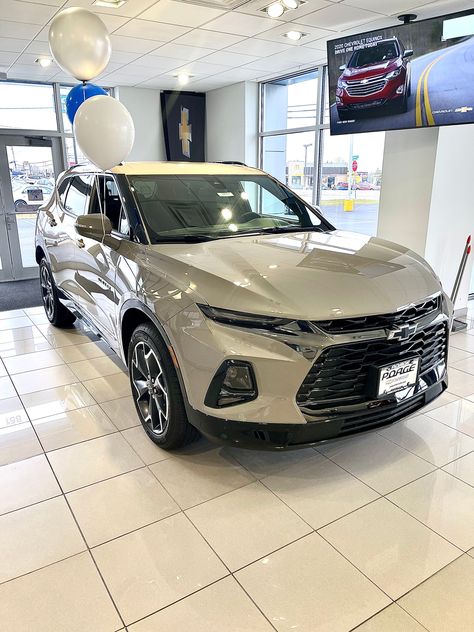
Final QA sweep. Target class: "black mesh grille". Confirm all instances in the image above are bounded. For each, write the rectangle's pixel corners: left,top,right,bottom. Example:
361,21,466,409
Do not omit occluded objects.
313,296,440,334
297,321,447,414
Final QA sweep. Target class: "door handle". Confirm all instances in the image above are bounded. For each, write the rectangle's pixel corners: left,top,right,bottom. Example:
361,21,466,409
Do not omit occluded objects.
76,238,85,249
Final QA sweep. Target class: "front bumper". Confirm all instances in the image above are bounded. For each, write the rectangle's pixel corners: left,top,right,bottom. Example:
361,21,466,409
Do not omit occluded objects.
188,378,447,450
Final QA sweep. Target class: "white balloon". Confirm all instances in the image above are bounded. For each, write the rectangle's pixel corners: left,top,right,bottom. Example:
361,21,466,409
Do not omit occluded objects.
49,8,111,81
74,96,135,171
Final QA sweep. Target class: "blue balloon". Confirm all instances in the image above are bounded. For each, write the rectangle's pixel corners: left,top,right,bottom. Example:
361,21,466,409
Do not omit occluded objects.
66,83,107,125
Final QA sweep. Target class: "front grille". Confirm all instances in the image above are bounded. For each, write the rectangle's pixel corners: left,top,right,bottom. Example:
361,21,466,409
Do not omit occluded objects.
313,296,440,334
297,320,447,414
346,76,386,96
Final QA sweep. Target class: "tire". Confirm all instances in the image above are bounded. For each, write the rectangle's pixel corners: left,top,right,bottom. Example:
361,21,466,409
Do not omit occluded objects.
396,92,408,114
15,199,27,212
128,323,200,450
39,259,76,327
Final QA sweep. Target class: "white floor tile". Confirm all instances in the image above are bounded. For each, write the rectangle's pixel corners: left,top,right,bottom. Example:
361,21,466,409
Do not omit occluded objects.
0,316,33,331
399,555,474,632
11,364,77,395
0,496,85,583
150,442,255,509
448,347,473,365
67,467,179,546
443,451,474,487
317,433,435,495
0,325,43,344
83,373,131,403
21,383,96,420
0,360,5,377
319,498,460,599
187,481,312,571
451,355,474,376
0,396,29,428
236,532,390,632
0,336,52,358
32,405,117,451
56,340,112,363
121,425,170,464
426,398,474,437
352,603,426,631
3,349,64,375
92,513,228,624
128,576,275,632
379,413,474,466
450,332,474,353
0,309,26,319
100,397,140,430
0,376,16,401
48,433,143,492
0,454,60,515
263,451,379,528
227,444,316,478
418,390,458,413
447,367,474,398
0,423,43,466
388,470,474,550
0,552,122,632
69,355,124,381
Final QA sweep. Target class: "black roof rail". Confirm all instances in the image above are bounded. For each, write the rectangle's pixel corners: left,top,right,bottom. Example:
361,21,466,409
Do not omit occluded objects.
213,161,248,166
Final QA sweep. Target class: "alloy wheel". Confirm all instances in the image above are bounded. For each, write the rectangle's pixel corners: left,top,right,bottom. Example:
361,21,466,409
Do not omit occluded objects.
131,340,169,435
40,265,54,320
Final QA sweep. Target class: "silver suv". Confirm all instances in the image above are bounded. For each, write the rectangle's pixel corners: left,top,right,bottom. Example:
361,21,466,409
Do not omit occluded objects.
35,162,451,450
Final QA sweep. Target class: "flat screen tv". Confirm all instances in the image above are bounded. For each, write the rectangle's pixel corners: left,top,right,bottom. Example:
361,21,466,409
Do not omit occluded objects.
327,9,474,135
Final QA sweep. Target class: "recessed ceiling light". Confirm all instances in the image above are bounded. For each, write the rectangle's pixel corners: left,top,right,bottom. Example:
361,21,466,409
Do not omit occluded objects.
176,73,192,85
282,0,298,7
35,57,52,68
267,2,284,17
284,30,305,41
93,0,127,8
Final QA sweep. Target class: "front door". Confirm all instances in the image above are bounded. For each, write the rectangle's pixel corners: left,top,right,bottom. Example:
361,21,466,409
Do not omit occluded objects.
0,135,63,281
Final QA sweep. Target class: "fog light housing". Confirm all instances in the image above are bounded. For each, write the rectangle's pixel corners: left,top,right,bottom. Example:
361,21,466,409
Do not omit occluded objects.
205,360,257,408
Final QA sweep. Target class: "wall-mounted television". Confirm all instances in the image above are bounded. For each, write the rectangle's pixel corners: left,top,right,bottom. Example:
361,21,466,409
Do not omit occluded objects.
327,9,474,135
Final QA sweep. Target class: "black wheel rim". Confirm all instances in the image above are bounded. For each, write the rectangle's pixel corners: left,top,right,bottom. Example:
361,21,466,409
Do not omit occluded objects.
130,341,169,436
40,265,54,320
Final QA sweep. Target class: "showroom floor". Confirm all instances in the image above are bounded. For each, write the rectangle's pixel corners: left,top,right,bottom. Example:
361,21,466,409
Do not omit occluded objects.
1,305,474,631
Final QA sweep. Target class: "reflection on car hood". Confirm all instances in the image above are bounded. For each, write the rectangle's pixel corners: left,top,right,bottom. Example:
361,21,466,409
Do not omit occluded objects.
147,230,442,320
343,61,397,78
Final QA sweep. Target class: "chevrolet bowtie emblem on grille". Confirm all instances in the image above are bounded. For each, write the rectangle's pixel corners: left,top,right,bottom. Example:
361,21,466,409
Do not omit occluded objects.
179,106,192,159
361,79,369,84
386,323,417,341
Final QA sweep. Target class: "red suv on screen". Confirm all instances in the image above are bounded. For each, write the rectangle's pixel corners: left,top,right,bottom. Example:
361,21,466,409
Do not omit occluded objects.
336,37,413,120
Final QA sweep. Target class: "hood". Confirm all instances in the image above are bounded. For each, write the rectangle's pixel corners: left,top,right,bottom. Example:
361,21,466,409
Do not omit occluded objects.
342,60,399,79
146,230,442,321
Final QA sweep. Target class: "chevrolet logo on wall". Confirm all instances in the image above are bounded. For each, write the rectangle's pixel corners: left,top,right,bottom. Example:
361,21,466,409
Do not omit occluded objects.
179,107,192,158
386,323,417,341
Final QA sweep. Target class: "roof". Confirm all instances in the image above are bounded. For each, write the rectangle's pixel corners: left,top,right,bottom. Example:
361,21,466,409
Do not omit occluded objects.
69,162,264,177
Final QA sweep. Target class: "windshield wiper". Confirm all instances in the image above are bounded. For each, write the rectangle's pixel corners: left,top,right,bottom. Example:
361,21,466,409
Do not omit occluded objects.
257,226,325,235
154,234,216,243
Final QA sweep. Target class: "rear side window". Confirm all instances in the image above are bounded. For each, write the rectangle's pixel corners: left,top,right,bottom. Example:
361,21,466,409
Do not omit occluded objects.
57,179,70,206
64,175,92,216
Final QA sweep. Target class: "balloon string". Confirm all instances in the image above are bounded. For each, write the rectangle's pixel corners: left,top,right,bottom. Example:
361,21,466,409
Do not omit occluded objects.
95,174,106,240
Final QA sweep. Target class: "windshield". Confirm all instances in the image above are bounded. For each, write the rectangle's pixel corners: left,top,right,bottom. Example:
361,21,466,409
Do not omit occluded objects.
128,174,333,243
348,41,399,68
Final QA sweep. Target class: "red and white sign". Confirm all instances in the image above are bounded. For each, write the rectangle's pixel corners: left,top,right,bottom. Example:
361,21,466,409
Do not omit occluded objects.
352,160,358,172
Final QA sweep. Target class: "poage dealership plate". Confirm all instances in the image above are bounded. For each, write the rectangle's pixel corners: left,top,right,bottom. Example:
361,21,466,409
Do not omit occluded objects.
377,357,420,397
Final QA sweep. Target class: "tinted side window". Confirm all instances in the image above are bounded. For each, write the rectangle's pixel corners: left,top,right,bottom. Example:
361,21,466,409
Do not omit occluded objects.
64,175,92,216
90,175,124,233
57,178,70,206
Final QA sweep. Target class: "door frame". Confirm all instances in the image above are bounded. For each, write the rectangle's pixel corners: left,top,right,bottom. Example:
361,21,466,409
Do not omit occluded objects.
0,134,63,281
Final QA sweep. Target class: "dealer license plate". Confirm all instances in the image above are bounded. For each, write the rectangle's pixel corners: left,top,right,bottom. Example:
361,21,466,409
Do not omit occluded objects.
377,357,420,397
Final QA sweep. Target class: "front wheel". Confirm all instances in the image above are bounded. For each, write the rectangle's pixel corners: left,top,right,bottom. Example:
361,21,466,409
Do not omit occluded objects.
39,259,76,327
128,323,200,450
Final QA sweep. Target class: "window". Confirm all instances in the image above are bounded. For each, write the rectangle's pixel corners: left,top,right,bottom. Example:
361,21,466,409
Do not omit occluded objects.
58,179,70,206
0,82,57,131
118,208,130,236
89,175,124,233
64,175,92,216
260,66,386,236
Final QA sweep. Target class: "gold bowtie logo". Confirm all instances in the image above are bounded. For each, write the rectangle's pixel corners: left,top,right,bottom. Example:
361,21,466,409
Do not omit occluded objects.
179,107,192,158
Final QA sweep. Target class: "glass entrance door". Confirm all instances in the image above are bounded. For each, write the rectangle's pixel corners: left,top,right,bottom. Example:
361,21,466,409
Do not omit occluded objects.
0,135,63,280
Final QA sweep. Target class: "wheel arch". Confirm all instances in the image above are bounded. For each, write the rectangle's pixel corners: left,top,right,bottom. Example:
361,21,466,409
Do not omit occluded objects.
35,245,46,265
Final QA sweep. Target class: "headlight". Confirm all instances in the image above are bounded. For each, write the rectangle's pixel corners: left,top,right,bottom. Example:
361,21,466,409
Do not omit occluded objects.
337,79,347,89
198,304,297,330
386,68,402,79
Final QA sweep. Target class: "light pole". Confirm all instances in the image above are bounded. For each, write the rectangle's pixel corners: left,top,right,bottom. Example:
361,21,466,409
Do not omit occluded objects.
303,143,312,190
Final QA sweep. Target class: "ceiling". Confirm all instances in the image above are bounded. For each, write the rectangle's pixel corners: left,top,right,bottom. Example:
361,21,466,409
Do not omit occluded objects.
0,0,472,91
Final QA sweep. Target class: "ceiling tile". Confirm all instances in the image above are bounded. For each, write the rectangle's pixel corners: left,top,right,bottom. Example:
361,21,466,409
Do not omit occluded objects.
136,76,184,89
11,52,48,66
174,60,231,75
342,0,433,15
16,0,63,5
237,0,333,22
202,12,283,36
173,28,245,48
95,13,130,33
110,50,143,64
154,42,216,61
0,0,58,25
212,67,263,80
226,38,291,56
0,37,29,53
125,54,184,71
0,51,19,66
140,0,225,27
188,78,229,90
256,22,333,44
407,0,474,19
0,20,41,39
110,35,164,54
199,50,259,66
295,3,381,30
62,0,157,18
115,19,191,40
7,63,57,79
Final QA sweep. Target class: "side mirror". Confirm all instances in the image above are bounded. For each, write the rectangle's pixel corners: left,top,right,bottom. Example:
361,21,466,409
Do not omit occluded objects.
339,64,346,71
75,213,120,249
403,49,414,58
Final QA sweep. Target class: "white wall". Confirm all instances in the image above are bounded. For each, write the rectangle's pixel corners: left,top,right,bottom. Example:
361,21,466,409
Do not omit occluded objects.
206,82,258,167
116,86,165,162
378,124,474,312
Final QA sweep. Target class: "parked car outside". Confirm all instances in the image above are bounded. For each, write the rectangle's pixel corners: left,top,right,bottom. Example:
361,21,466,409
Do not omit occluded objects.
13,184,53,212
356,181,376,190
336,37,413,120
35,162,451,450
